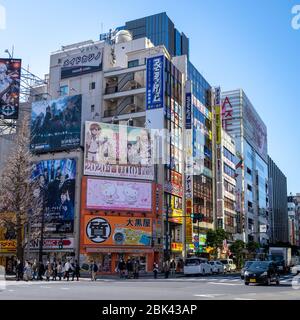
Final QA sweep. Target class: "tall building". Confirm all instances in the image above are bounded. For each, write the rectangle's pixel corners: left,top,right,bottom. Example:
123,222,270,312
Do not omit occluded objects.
268,156,288,244
125,12,189,58
215,126,238,241
221,89,269,245
287,194,300,246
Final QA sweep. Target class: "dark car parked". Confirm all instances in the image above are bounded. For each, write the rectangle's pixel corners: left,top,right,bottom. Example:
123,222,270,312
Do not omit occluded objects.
240,261,255,280
244,261,280,286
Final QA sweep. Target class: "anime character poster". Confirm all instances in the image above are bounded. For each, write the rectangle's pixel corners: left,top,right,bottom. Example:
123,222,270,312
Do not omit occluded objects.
30,94,82,153
0,58,21,119
31,159,76,234
86,178,152,212
84,121,154,180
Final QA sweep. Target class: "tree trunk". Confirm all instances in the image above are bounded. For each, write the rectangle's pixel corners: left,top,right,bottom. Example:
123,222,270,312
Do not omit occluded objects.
16,213,24,263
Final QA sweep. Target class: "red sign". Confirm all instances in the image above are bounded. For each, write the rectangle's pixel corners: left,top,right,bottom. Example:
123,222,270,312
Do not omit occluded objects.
222,97,233,130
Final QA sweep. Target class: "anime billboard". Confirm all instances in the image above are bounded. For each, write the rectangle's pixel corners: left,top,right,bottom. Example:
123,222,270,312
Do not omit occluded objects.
30,95,82,153
86,178,152,212
31,158,76,233
84,121,154,180
0,58,21,119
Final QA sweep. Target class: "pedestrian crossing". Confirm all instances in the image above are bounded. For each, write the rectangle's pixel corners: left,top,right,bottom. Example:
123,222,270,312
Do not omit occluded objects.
2,274,297,287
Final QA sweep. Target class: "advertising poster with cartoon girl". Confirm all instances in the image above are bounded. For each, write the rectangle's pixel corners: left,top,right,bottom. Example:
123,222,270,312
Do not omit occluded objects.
86,178,152,212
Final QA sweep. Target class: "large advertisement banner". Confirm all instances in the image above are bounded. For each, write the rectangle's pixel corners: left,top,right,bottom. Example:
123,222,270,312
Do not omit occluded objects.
30,95,82,153
31,159,76,233
83,215,152,246
61,46,103,79
86,178,152,212
243,102,268,162
84,121,154,180
0,58,21,119
146,55,165,110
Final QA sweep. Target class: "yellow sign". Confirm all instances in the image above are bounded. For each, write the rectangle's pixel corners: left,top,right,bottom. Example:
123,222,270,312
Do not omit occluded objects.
0,240,17,253
185,216,193,244
215,106,221,145
169,209,183,224
171,242,183,252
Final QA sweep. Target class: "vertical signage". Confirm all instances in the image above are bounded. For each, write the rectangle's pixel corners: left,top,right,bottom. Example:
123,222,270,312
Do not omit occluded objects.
146,55,165,110
215,106,222,145
222,97,233,130
185,93,192,129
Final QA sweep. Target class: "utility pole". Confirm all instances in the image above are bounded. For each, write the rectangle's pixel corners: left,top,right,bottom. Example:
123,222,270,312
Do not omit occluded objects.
38,198,45,263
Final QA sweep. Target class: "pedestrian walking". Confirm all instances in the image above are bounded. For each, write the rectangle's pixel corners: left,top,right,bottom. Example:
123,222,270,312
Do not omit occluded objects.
52,261,58,281
133,259,140,279
57,261,63,281
64,260,72,281
72,260,80,281
23,261,33,281
32,260,38,280
153,262,159,279
16,260,23,281
117,259,126,279
170,259,176,278
45,261,53,281
90,260,98,281
38,261,45,280
164,260,170,279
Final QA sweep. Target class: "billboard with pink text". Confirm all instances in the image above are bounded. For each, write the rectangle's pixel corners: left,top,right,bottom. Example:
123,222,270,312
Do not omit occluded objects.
86,178,152,212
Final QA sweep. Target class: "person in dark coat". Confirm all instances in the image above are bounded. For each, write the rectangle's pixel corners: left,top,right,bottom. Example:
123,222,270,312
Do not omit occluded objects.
72,260,80,281
38,261,45,280
16,260,23,281
117,259,126,279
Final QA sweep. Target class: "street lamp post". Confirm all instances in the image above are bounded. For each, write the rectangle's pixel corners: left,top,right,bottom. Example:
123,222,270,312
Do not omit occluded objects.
38,198,45,263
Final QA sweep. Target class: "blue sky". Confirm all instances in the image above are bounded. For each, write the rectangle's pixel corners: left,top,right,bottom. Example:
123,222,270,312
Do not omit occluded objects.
1,0,299,193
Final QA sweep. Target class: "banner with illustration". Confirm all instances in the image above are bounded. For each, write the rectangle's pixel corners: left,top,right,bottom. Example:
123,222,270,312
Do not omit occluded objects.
83,216,152,247
84,121,154,180
86,178,152,212
0,58,21,119
30,95,82,153
31,158,76,233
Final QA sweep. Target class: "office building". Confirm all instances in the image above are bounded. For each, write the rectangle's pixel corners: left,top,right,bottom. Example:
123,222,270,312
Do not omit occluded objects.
221,89,269,245
268,156,288,244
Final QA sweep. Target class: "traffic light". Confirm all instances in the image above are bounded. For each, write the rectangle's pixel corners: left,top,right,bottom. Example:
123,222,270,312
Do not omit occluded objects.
191,213,204,223
58,239,63,250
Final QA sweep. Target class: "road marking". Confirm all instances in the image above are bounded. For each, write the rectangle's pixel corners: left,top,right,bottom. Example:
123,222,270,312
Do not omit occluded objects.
60,287,70,290
234,298,255,300
40,286,51,289
208,282,243,286
194,294,224,298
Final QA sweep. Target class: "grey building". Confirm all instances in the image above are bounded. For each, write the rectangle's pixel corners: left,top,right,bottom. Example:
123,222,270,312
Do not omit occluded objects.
221,89,269,244
268,156,288,243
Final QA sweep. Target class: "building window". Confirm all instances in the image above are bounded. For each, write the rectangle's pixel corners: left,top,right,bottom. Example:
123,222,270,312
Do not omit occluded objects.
224,180,235,194
247,167,252,175
60,85,68,96
128,60,139,68
91,105,95,113
247,184,252,192
224,197,235,211
223,147,235,163
223,163,235,178
89,82,96,90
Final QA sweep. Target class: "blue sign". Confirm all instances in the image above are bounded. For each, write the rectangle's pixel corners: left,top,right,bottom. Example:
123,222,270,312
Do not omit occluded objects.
185,92,192,129
146,55,165,110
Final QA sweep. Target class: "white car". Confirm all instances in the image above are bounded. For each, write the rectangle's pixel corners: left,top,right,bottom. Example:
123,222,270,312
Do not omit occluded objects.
209,260,225,274
184,257,212,276
220,259,236,272
291,265,300,275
